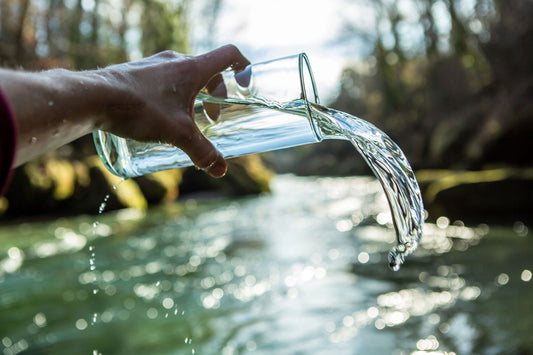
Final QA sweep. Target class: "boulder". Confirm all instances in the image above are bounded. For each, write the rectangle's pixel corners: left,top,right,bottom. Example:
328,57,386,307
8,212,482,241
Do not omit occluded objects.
418,168,533,224
1,153,273,219
179,155,273,197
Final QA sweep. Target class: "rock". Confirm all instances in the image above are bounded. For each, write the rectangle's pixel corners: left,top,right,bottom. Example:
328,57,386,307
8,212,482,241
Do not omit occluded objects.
1,156,148,218
1,153,274,219
179,155,273,197
418,168,533,224
134,169,183,204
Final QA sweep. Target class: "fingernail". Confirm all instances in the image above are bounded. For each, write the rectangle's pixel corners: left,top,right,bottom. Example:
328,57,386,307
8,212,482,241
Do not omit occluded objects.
207,161,227,178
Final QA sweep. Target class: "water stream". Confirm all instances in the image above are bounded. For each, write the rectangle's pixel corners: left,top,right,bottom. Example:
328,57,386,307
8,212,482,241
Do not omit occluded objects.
0,175,531,354
96,98,424,269
198,96,424,270
307,103,423,270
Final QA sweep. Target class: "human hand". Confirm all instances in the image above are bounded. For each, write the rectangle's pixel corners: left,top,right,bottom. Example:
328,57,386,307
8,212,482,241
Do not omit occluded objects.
100,45,249,177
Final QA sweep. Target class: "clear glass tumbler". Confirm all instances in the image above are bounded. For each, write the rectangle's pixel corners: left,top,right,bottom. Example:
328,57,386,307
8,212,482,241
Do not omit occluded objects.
93,53,321,178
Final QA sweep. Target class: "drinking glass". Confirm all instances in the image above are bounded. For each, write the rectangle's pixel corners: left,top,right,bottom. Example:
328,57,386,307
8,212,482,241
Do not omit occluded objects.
93,53,321,178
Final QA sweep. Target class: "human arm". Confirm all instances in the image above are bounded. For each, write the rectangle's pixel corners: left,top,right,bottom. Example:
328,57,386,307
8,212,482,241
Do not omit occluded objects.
0,44,249,177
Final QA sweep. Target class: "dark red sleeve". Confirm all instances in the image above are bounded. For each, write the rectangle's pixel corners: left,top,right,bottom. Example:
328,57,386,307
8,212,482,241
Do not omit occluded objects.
0,87,17,196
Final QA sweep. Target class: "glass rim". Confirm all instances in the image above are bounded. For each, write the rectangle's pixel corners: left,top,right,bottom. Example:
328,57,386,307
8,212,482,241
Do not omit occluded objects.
298,53,320,106
298,53,322,141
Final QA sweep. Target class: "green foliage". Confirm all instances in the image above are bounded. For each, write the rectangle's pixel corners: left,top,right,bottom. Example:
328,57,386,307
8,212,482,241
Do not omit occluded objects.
139,0,189,55
0,0,191,70
332,0,533,171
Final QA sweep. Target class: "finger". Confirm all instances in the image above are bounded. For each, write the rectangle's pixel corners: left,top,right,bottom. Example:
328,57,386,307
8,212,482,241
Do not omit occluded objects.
173,123,227,178
203,73,225,121
205,73,227,98
203,102,221,122
196,44,250,83
235,65,252,87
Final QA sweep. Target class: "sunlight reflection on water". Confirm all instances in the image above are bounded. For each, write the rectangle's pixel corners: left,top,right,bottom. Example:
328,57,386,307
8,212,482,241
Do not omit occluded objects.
0,175,532,355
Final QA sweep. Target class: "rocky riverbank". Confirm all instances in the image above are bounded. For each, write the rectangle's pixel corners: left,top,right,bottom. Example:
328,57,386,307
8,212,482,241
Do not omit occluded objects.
417,168,533,225
0,154,273,220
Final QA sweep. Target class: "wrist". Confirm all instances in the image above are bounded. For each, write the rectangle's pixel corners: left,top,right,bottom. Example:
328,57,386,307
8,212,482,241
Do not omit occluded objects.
50,69,122,132
90,67,144,133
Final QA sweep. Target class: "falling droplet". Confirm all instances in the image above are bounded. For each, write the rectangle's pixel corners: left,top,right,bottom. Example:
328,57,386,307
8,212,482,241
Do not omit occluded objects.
113,178,125,190
30,137,37,144
98,195,110,214
91,312,98,325
48,101,54,106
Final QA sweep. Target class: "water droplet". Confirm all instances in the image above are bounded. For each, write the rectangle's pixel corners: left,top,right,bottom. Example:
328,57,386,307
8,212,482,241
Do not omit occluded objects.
48,101,54,106
388,249,403,272
98,195,110,214
113,178,125,190
30,137,37,144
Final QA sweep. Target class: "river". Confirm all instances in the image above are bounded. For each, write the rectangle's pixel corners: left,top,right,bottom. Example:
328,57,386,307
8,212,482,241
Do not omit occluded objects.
0,175,532,354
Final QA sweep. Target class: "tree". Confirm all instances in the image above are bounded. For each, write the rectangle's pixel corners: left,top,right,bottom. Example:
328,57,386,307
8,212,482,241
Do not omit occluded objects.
0,0,192,70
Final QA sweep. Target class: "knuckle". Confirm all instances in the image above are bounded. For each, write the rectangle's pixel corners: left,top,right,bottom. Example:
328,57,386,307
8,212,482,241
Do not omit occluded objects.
196,148,218,169
157,50,178,58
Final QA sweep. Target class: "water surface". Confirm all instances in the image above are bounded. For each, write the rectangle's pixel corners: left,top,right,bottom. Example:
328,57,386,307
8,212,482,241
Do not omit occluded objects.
0,175,532,354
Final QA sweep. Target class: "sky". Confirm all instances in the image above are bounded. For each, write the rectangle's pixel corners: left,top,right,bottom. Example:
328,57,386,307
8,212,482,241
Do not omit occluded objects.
189,0,377,103
186,0,478,103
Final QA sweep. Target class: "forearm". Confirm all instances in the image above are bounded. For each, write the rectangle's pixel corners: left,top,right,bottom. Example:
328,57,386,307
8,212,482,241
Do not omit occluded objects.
0,68,117,166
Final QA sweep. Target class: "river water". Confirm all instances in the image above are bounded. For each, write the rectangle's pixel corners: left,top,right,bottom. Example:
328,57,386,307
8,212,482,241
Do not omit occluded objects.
1,175,532,354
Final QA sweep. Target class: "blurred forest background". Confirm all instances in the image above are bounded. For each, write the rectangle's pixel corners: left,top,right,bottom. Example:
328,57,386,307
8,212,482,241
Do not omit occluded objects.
0,0,532,224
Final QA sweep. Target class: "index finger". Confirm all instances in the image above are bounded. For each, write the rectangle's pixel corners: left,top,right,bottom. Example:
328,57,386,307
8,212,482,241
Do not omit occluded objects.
195,44,250,84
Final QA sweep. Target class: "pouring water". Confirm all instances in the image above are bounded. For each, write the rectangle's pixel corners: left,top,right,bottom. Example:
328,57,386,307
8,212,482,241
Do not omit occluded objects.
93,53,423,270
